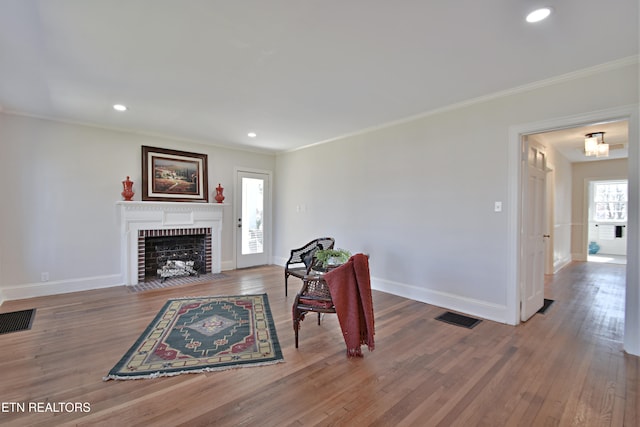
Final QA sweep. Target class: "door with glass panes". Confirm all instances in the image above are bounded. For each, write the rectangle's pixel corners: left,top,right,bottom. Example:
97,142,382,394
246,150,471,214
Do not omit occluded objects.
235,170,270,268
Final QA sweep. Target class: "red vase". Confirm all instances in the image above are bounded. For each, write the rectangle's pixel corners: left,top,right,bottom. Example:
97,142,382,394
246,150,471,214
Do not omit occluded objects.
121,176,134,201
214,183,225,203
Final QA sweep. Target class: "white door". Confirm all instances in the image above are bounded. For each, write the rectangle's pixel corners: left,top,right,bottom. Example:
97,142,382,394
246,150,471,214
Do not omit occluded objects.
545,166,555,275
235,170,270,268
521,138,547,321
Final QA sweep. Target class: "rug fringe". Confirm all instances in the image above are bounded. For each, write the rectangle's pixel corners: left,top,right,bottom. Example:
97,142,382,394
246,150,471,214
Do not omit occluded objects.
103,358,285,381
169,293,264,300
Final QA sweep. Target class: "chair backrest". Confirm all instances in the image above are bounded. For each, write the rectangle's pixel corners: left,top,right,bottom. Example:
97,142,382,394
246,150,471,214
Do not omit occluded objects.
287,237,335,269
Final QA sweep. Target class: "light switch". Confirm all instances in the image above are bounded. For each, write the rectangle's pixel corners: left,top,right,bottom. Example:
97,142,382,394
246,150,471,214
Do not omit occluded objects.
494,201,502,212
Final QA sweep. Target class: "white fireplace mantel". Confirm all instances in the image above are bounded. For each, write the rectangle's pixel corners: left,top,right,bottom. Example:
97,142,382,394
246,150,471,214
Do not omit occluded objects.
117,201,225,285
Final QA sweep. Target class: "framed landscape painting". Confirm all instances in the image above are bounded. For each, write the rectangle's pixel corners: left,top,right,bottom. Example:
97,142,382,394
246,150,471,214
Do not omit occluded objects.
142,146,208,202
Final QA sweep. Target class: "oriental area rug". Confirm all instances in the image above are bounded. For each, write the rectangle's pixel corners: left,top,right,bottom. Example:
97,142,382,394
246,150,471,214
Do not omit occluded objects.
104,294,283,380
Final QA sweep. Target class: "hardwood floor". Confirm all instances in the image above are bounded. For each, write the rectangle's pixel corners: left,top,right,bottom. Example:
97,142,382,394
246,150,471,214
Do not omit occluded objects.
0,262,637,426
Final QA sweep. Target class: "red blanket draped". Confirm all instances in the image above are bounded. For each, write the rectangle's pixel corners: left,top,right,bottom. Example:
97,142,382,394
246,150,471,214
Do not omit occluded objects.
324,253,375,357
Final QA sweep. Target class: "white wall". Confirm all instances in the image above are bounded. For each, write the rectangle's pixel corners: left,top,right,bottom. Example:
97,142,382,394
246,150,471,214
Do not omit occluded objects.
571,159,628,260
0,114,275,299
274,60,639,324
587,222,627,255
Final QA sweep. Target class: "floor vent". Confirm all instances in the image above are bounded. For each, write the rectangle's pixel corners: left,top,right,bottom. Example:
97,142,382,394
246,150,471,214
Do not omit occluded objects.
537,299,555,314
0,309,36,335
435,311,481,329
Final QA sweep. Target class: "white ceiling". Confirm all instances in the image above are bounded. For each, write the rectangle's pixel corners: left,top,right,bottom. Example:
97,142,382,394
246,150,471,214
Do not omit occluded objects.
530,120,629,163
0,1,637,153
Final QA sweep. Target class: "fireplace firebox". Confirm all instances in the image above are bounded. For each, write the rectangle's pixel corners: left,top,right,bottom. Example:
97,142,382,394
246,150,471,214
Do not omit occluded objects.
140,229,211,282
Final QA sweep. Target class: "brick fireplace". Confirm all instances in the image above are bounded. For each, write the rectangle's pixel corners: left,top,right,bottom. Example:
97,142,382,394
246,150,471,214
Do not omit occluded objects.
117,201,224,285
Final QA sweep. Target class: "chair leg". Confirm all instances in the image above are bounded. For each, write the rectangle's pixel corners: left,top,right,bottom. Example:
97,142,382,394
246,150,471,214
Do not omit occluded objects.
284,273,289,296
317,312,321,325
293,319,300,348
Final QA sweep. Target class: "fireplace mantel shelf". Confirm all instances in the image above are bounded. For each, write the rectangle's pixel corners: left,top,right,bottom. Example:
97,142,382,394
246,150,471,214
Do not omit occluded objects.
117,201,225,285
116,201,229,209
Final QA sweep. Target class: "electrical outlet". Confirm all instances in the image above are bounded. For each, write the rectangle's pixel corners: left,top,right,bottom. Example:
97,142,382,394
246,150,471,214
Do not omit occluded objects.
41,272,49,282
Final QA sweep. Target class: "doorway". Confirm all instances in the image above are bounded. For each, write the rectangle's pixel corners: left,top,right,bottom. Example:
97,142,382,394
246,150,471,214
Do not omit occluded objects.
507,106,638,356
520,121,629,322
234,169,272,268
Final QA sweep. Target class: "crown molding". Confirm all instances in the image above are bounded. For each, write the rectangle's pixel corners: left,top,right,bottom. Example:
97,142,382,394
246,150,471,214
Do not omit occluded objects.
0,110,277,156
286,55,639,154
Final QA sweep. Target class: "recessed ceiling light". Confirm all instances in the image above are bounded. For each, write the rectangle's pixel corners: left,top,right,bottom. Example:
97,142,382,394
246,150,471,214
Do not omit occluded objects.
526,7,552,23
248,132,257,138
113,104,127,112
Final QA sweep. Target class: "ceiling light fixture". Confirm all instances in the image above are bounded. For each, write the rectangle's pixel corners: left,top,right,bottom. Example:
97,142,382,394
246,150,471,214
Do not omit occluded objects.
248,132,257,138
584,132,609,157
526,7,552,23
113,104,127,112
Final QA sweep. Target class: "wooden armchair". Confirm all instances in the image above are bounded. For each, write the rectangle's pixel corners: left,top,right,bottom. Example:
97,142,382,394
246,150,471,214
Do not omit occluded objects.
284,237,334,296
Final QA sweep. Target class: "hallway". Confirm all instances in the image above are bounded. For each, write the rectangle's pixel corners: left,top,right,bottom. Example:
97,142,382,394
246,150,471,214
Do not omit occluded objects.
544,260,626,344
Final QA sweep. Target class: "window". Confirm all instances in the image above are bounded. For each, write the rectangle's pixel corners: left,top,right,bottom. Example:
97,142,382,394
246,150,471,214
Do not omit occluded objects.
592,180,627,222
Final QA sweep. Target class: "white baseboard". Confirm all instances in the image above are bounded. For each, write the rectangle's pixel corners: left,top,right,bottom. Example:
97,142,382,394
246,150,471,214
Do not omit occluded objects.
271,258,509,323
0,268,509,326
221,259,283,271
272,256,287,267
0,274,123,301
221,260,235,271
554,256,573,273
371,276,510,324
572,252,587,262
